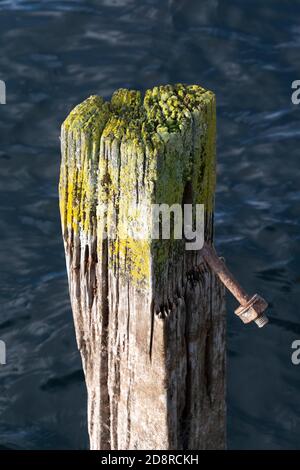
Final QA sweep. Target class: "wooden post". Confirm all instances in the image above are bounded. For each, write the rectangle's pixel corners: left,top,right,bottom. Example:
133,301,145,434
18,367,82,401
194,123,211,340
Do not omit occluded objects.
59,84,226,450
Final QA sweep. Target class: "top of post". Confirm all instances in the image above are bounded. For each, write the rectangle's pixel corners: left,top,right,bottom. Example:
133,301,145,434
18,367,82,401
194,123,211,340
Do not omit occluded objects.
59,84,216,288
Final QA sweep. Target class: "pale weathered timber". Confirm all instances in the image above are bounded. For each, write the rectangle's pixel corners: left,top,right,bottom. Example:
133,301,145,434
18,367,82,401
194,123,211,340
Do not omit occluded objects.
59,84,226,450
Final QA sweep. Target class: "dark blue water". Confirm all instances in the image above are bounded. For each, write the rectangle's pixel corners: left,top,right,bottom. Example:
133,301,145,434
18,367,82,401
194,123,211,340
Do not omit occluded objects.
0,0,300,450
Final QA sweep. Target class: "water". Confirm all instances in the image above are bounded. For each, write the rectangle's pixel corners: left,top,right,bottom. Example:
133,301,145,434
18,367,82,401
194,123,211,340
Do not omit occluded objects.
0,0,300,450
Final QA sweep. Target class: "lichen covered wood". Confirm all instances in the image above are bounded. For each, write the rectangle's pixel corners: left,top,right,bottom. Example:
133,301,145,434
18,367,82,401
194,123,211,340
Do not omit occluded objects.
59,84,226,450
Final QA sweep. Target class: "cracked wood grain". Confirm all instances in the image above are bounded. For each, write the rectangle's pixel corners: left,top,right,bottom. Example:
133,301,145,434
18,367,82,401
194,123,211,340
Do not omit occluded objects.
59,85,226,450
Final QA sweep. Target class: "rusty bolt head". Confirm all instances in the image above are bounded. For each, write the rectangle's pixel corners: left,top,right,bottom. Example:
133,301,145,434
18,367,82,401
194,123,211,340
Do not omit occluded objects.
235,294,269,327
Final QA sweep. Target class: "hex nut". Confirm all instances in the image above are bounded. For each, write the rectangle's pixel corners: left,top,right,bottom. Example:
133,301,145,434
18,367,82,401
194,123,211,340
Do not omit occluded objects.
235,294,268,324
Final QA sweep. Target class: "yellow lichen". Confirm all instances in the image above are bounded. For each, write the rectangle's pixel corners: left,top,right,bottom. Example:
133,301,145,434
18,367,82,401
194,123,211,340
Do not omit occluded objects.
59,95,110,234
59,85,216,288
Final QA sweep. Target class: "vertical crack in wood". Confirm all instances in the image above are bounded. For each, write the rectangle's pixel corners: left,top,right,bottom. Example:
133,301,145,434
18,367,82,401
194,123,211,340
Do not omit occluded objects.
181,287,191,449
99,236,111,449
149,299,155,360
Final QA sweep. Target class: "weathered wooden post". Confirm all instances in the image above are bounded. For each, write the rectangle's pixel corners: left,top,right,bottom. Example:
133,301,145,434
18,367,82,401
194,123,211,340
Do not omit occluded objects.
59,84,226,450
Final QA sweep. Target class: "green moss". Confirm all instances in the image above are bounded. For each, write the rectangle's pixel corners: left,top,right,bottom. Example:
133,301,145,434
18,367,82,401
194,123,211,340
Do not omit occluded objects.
59,85,216,288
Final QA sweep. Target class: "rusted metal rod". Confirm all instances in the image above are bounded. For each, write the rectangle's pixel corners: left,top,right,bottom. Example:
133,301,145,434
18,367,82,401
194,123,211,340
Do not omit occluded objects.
202,243,269,328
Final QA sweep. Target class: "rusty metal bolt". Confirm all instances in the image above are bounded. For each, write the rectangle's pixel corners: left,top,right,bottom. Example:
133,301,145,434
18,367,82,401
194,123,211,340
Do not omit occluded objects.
234,294,268,327
201,243,269,328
